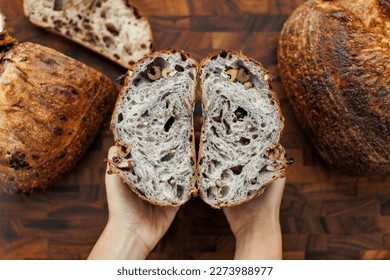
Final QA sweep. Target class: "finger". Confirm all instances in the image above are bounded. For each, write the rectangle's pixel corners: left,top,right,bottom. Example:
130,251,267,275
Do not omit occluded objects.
261,177,286,206
105,146,133,202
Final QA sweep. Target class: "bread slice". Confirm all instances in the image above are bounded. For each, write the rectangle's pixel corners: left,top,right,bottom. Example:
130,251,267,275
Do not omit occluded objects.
198,50,289,208
109,49,198,206
23,0,153,68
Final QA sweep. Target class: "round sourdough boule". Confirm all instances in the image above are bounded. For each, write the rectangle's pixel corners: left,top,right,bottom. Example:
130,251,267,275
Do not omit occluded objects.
0,41,117,194
278,0,390,176
109,49,198,206
198,50,289,208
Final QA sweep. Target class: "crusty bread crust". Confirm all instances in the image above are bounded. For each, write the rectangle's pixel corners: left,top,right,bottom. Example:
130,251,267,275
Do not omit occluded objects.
109,48,198,206
278,0,390,175
198,50,287,208
23,0,153,68
0,42,117,194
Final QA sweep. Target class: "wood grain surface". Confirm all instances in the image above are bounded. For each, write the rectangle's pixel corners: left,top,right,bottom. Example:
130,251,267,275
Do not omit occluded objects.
1,0,389,260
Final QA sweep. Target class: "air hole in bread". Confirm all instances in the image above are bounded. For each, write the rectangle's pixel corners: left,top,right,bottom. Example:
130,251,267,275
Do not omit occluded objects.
230,165,243,175
202,172,208,178
220,51,228,58
261,122,266,128
212,110,222,123
188,72,194,80
211,159,221,168
164,116,175,132
141,110,149,117
177,185,184,199
104,23,119,36
103,36,114,47
137,188,146,197
223,119,232,134
132,78,141,86
175,65,184,72
161,91,172,101
221,169,230,180
234,107,248,120
53,0,64,11
206,188,214,199
118,113,124,123
161,152,175,162
239,137,250,145
247,190,255,196
180,53,187,61
210,126,219,137
220,185,230,197
252,134,258,139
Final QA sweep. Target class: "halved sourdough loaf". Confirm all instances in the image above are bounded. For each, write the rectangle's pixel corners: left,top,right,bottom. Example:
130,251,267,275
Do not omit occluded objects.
109,49,198,206
23,0,153,68
198,50,289,208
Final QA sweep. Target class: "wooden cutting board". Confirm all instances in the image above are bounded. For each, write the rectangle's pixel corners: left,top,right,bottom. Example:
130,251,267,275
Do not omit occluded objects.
1,0,389,260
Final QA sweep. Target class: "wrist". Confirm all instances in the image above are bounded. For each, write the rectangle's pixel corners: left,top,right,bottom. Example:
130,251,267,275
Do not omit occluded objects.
233,216,282,260
88,220,150,260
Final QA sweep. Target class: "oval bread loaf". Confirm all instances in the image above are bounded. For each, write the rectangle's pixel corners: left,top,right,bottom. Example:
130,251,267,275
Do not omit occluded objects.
278,0,390,175
0,35,117,194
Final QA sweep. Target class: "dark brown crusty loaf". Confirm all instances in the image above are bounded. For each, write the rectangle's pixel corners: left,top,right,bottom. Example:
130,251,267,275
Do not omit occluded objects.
23,0,153,68
198,50,289,208
0,36,117,194
278,0,390,176
109,49,198,206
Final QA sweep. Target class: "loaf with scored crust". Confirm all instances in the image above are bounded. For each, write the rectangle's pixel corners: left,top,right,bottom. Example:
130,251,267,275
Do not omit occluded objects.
0,22,117,194
278,0,390,175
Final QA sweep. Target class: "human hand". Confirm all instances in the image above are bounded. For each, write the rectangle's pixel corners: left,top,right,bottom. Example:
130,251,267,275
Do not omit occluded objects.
88,146,179,259
223,178,286,260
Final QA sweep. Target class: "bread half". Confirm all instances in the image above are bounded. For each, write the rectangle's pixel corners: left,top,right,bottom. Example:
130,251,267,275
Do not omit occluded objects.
198,50,288,208
23,0,153,68
109,49,198,206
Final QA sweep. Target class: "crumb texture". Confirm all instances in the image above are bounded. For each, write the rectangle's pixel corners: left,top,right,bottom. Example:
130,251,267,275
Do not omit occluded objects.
198,51,286,208
110,50,197,205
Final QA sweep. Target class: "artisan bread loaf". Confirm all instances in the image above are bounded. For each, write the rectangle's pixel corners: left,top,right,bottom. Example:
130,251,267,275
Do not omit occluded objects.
278,0,390,175
109,49,198,206
198,50,289,208
23,0,153,68
0,33,117,194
